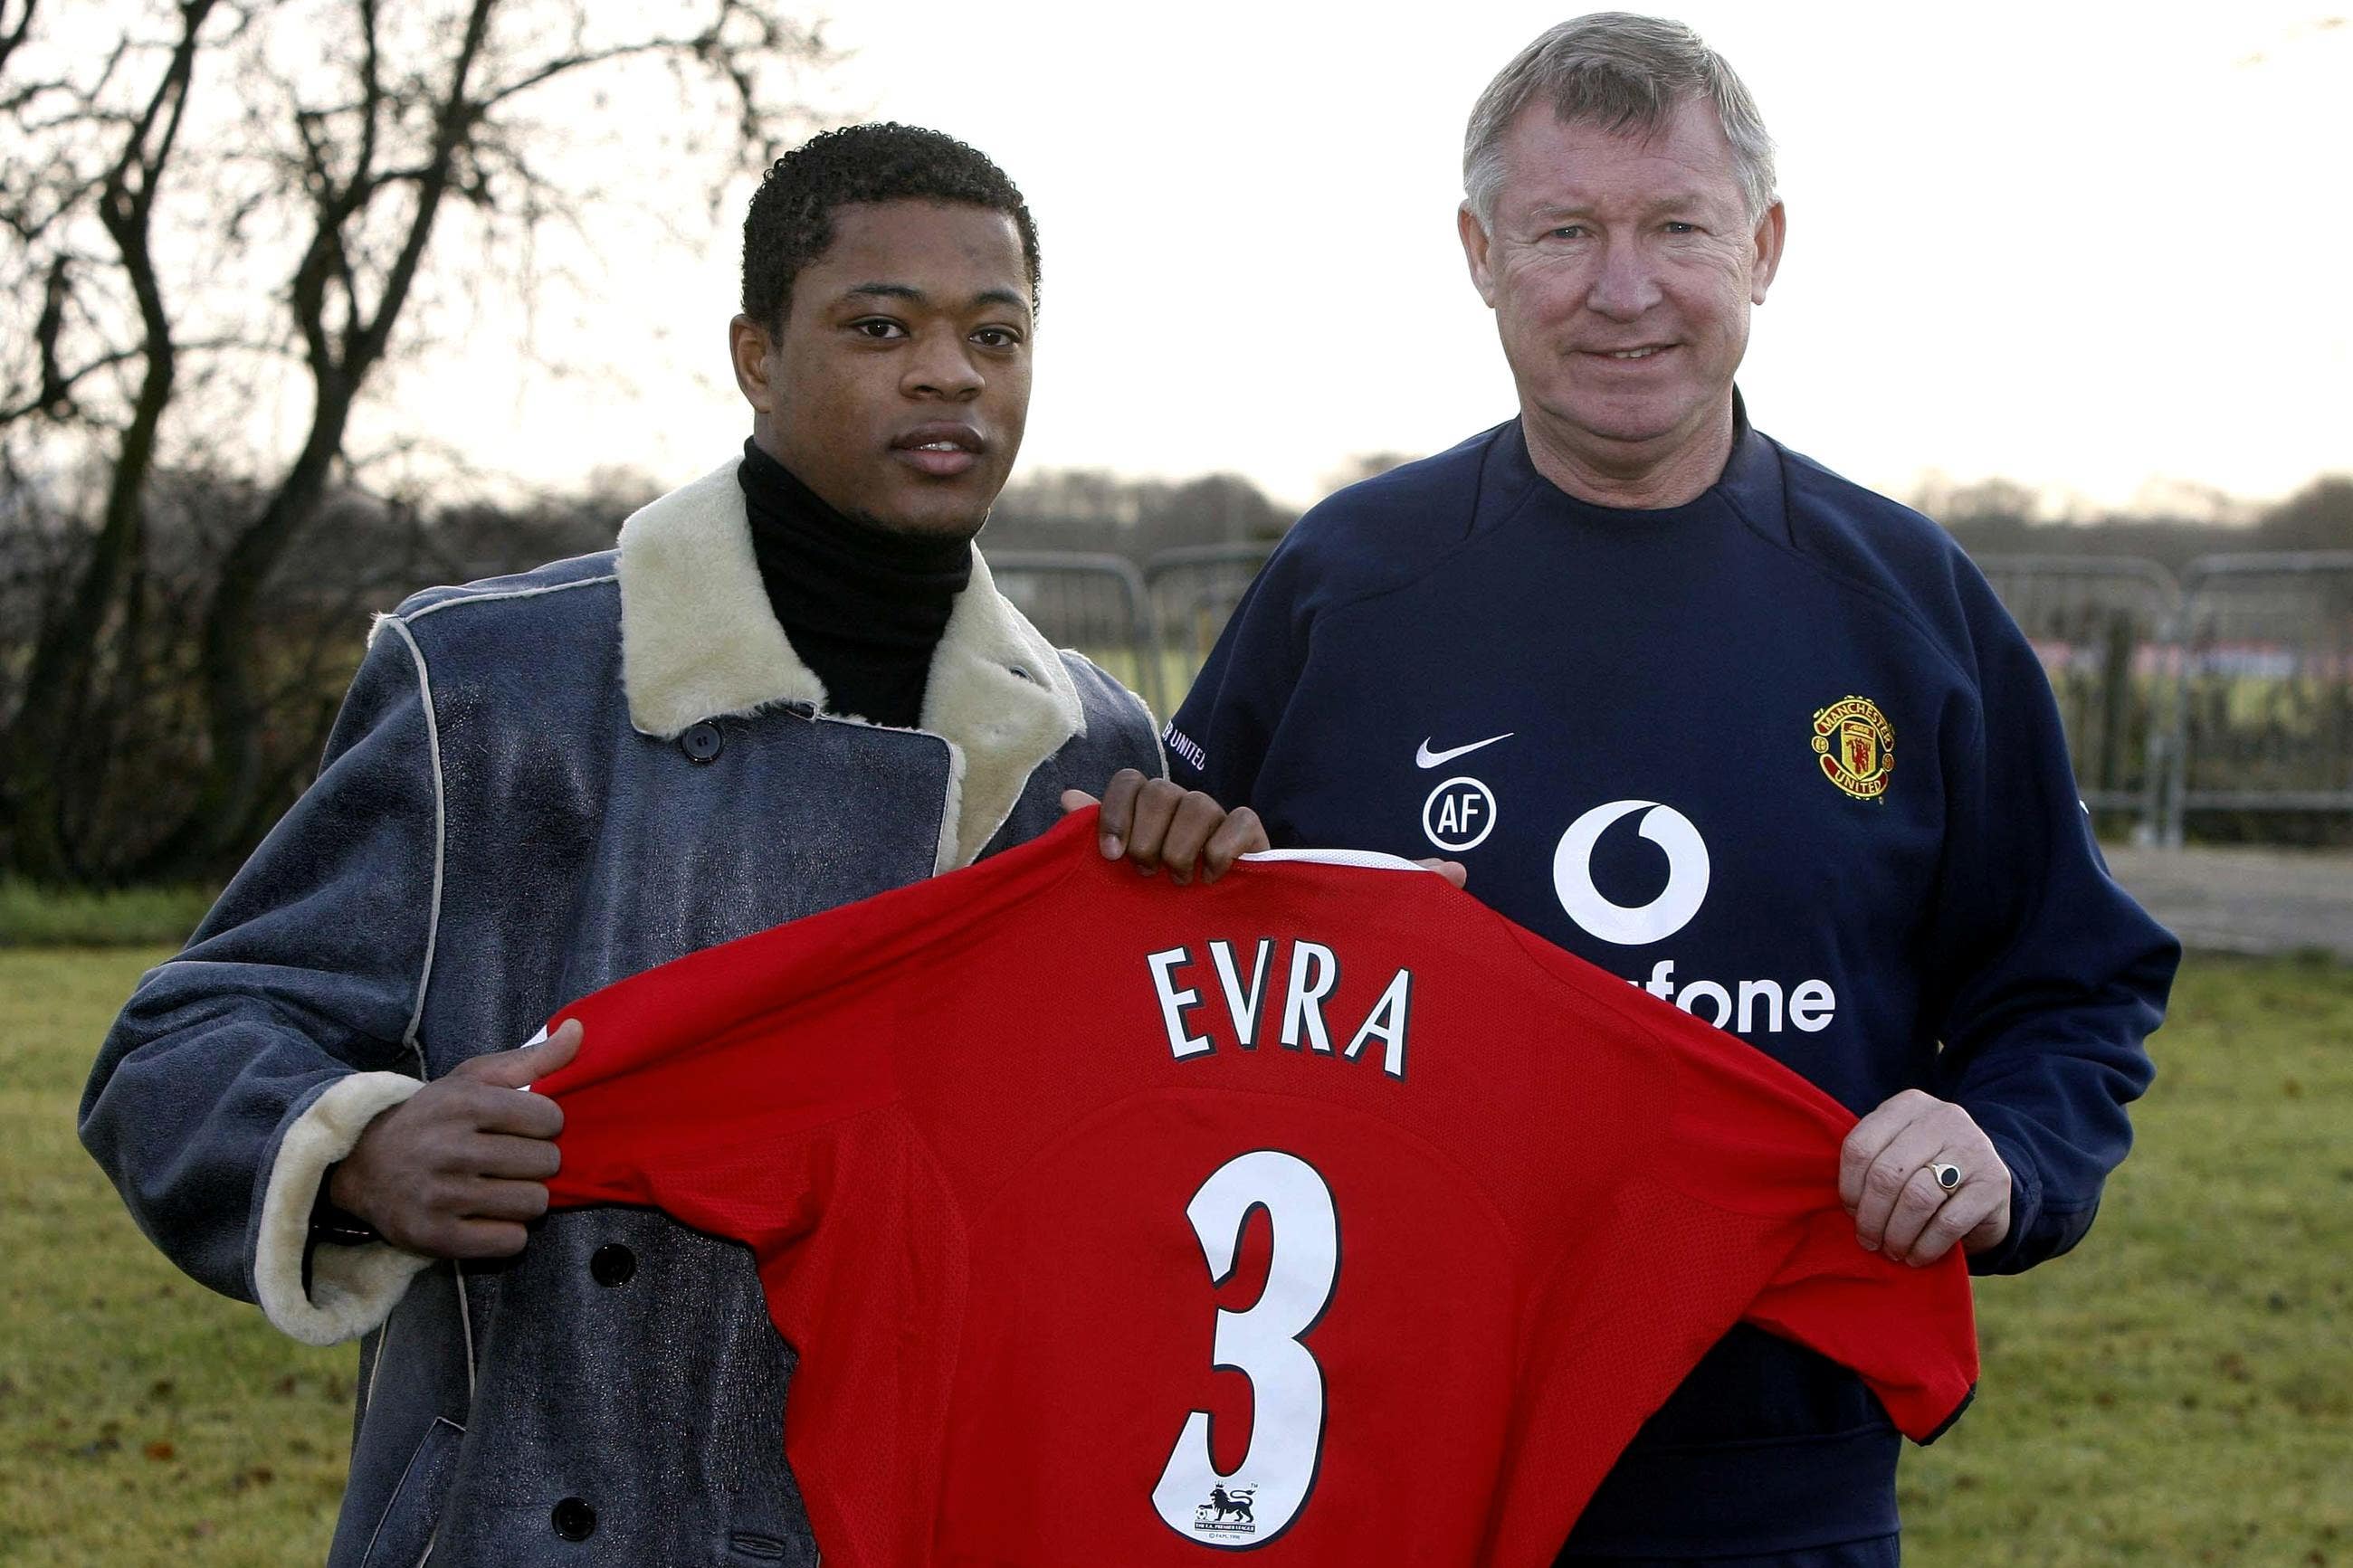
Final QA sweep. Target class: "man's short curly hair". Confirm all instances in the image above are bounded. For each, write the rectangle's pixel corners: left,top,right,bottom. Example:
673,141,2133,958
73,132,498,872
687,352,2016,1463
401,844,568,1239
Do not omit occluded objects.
741,123,1042,331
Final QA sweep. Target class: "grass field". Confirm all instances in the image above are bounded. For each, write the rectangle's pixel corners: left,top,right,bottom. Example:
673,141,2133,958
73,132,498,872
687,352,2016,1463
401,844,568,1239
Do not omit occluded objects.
0,881,214,949
4,948,2348,1565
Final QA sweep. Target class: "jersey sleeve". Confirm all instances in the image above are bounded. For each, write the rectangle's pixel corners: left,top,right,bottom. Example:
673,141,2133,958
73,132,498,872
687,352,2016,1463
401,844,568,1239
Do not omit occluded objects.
1493,918,1978,1444
530,822,1085,1249
531,943,898,1252
1650,999,1978,1441
1738,1207,1977,1442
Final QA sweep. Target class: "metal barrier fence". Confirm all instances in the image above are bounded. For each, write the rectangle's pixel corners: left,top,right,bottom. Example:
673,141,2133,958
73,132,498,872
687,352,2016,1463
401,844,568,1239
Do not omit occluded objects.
997,544,2353,844
986,551,1163,715
2167,553,2353,844
1924,552,2353,841
1143,543,1274,713
1971,556,2178,833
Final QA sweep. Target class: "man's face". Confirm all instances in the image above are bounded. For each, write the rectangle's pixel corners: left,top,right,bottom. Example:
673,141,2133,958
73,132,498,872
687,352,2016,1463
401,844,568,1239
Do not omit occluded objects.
1459,96,1783,491
732,199,1033,538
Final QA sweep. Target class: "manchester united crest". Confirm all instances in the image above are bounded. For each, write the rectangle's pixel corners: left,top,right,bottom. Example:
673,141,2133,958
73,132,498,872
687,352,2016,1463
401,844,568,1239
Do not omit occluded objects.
1811,696,1895,801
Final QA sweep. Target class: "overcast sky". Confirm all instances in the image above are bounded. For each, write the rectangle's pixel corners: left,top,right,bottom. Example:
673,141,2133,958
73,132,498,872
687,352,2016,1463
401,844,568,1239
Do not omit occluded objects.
393,0,2352,513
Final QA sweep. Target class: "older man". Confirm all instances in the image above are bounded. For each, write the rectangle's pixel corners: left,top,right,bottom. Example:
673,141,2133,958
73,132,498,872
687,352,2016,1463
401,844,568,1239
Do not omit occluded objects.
1166,14,2176,1564
83,123,1258,1567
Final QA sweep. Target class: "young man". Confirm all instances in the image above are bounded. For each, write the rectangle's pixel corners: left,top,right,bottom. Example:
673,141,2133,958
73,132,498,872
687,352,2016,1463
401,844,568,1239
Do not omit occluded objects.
1166,17,2176,1565
82,124,1259,1567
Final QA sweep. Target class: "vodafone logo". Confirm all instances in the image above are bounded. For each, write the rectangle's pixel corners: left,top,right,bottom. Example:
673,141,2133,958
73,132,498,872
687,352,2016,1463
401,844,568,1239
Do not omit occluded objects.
1551,800,1710,946
1551,795,1836,1036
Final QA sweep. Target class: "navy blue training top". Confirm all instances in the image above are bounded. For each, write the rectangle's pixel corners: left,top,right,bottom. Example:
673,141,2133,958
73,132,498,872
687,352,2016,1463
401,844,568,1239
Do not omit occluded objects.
1166,412,2177,1556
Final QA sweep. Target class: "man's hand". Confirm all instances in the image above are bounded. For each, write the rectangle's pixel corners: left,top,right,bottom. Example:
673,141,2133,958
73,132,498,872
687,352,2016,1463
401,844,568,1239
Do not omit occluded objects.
327,1021,582,1259
1062,771,1268,884
1838,1088,2011,1267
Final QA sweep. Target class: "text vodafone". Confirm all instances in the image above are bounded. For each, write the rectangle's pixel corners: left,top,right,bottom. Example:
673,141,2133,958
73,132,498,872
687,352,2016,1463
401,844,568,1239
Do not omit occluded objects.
1624,960,1836,1036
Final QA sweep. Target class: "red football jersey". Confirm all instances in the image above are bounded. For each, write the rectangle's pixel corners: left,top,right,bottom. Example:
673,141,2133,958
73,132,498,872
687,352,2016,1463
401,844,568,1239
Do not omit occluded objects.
538,810,1975,1568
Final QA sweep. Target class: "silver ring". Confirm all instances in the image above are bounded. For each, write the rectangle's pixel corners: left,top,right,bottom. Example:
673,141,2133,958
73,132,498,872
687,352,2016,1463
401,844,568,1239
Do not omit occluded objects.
1928,1161,1963,1193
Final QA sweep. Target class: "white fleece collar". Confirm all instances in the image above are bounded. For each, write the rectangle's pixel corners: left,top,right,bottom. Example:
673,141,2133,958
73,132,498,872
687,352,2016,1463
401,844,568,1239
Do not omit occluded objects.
615,459,1085,871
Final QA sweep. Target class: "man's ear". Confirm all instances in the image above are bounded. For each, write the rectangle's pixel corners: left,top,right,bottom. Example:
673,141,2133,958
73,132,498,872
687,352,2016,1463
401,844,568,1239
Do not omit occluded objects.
1457,204,1500,308
729,313,776,414
1749,200,1786,306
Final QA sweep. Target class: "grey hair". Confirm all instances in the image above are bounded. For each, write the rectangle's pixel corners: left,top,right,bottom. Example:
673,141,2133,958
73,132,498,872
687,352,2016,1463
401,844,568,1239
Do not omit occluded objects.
1462,13,1777,227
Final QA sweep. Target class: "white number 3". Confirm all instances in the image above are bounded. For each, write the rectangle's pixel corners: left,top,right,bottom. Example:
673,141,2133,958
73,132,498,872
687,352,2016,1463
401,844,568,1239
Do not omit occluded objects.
1150,1149,1339,1546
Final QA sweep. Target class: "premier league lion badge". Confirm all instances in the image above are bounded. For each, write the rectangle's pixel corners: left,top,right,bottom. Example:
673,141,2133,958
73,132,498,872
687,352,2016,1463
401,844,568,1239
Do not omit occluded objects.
1192,1483,1259,1538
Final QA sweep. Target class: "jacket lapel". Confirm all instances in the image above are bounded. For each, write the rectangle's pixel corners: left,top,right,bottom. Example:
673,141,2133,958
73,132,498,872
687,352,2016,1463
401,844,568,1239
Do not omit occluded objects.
617,461,822,733
919,553,1085,871
616,460,1085,874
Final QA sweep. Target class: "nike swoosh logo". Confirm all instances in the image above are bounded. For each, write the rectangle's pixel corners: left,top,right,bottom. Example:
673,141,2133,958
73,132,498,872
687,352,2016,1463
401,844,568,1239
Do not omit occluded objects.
1415,733,1514,768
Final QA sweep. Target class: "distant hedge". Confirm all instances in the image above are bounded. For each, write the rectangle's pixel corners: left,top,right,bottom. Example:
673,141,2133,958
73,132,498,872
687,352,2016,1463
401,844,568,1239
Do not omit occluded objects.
0,881,215,947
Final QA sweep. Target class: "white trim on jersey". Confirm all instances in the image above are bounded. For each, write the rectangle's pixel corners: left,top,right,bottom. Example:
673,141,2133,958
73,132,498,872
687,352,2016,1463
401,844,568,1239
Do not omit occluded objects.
1242,847,1435,874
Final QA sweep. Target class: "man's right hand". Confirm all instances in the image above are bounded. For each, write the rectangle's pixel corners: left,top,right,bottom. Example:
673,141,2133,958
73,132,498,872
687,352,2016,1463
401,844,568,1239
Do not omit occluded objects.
327,1021,582,1259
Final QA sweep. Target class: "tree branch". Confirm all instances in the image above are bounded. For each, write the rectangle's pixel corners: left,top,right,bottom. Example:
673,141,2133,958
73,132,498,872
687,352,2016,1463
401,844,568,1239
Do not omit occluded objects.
0,0,39,80
1,333,275,425
475,32,706,110
350,0,492,364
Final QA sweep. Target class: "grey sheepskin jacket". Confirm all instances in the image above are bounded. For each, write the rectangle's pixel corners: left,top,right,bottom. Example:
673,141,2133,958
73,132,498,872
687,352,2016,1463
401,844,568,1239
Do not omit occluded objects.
80,459,1165,1567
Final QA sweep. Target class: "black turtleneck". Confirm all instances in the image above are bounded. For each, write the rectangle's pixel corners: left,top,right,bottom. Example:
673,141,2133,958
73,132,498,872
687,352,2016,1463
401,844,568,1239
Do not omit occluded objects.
737,439,974,730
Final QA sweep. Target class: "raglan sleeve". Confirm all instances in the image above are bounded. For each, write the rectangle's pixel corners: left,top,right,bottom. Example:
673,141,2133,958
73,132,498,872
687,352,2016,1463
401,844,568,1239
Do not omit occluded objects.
1659,1004,1979,1443
1924,572,2179,1276
1738,1209,1979,1442
533,954,898,1259
1161,534,1315,813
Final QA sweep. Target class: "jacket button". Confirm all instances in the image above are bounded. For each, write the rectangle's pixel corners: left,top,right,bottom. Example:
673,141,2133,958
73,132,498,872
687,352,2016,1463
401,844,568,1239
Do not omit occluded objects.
551,1497,596,1541
681,722,723,764
589,1243,636,1288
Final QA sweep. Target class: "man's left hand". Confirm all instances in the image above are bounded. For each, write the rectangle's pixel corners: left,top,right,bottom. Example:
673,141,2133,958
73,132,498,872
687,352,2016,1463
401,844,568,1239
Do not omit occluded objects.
1838,1088,2012,1266
1061,770,1268,885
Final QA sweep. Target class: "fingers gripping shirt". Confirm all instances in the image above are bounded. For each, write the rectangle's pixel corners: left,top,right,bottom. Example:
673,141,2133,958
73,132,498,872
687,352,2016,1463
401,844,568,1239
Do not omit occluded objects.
536,810,1976,1568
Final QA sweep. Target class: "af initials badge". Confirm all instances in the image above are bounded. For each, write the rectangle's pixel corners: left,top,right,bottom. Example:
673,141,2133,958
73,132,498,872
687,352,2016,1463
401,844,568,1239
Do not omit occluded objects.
1812,696,1895,801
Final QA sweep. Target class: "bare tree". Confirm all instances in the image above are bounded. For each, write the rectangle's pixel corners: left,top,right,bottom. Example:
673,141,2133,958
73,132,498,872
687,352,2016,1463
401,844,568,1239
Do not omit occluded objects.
0,0,830,882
